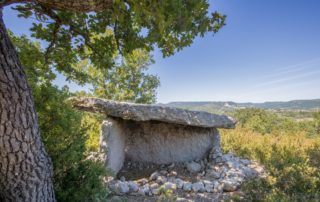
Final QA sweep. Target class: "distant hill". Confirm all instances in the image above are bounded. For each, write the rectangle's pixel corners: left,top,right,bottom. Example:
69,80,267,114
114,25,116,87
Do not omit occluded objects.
163,99,320,113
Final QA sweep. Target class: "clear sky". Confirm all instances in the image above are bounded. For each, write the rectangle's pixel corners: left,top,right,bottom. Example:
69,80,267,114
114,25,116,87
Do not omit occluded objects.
4,0,320,103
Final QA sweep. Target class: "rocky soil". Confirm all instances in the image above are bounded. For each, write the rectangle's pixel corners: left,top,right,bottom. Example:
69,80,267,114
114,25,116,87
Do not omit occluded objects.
106,152,267,202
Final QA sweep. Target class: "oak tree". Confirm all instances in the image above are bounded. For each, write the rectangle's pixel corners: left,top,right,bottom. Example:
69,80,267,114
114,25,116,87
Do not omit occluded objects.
0,0,225,201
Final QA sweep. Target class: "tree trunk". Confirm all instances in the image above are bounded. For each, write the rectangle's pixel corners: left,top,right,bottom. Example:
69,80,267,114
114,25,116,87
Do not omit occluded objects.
0,10,55,202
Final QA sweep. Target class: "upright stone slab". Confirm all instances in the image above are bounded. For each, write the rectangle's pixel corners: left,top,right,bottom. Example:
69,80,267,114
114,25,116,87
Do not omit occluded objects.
100,119,126,173
70,97,236,174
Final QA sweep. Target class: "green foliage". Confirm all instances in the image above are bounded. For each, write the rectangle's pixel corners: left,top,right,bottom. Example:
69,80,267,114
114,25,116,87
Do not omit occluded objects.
55,160,109,202
233,108,277,134
157,188,177,202
75,45,160,104
11,22,162,200
222,109,320,201
9,30,55,85
232,108,312,135
310,112,320,136
80,113,104,152
12,32,109,202
13,1,225,84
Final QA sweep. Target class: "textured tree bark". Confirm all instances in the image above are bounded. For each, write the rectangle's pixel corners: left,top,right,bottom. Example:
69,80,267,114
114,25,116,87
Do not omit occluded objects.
0,11,55,202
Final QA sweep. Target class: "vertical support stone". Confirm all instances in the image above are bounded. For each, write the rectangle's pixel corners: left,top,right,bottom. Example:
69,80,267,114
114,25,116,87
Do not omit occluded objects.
100,119,126,174
209,129,224,163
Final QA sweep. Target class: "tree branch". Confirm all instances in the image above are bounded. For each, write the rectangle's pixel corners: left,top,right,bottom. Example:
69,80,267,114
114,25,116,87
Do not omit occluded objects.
44,20,60,64
39,4,104,60
1,0,113,11
114,20,123,55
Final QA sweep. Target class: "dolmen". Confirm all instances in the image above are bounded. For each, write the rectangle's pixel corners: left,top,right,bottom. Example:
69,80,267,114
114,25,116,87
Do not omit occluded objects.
70,97,237,174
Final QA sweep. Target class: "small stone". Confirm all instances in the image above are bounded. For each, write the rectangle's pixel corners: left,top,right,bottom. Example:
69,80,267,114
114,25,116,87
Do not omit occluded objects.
128,181,139,192
222,180,239,192
138,184,150,195
226,169,239,178
241,159,250,165
115,181,129,194
213,181,220,189
214,156,224,163
186,161,202,173
183,182,192,191
120,176,126,182
242,167,255,178
227,162,234,168
203,180,214,193
150,183,159,190
138,189,145,196
214,185,223,193
168,163,175,169
198,171,206,177
192,182,205,193
254,166,265,174
150,171,160,181
138,178,149,185
175,178,184,189
151,188,160,195
156,176,167,184
167,177,176,183
169,171,177,177
110,195,121,201
207,170,221,179
162,182,177,190
160,170,168,175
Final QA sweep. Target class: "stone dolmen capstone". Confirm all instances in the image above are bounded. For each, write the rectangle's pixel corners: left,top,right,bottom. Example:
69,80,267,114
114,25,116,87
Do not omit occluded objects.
69,97,237,174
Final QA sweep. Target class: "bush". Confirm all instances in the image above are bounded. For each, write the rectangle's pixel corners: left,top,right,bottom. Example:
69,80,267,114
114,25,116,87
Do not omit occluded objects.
55,160,109,202
221,124,320,201
232,108,312,135
33,84,109,202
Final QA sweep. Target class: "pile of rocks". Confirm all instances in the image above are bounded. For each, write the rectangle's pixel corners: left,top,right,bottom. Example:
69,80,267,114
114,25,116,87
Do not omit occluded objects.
107,152,266,196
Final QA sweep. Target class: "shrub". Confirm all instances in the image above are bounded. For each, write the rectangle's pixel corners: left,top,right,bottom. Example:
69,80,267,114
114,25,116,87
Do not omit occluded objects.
221,126,320,201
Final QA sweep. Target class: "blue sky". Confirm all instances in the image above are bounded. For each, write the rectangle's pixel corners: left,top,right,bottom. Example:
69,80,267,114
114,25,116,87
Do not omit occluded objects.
4,0,320,103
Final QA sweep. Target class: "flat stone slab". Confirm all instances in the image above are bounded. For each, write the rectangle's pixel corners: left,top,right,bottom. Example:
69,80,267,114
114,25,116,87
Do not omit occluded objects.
69,97,236,129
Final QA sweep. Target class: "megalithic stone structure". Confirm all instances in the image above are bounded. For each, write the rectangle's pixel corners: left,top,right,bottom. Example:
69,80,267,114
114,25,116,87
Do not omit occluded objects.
69,97,237,174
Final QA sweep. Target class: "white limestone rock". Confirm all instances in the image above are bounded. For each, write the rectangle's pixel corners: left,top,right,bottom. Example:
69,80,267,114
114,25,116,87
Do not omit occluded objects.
115,181,129,194
128,181,139,192
203,180,214,193
156,176,167,185
186,161,202,173
175,178,185,189
222,179,239,192
183,182,192,191
206,170,221,179
192,182,205,193
138,184,150,196
150,171,160,181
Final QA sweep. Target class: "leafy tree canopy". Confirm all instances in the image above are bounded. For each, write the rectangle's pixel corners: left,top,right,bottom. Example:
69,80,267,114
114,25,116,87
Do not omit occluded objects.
13,0,225,83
